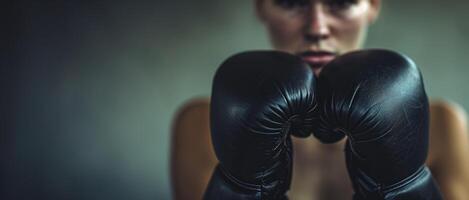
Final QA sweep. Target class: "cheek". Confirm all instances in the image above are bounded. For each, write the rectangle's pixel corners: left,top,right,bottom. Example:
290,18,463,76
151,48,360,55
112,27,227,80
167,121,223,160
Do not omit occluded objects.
334,17,368,52
265,14,304,52
332,3,373,53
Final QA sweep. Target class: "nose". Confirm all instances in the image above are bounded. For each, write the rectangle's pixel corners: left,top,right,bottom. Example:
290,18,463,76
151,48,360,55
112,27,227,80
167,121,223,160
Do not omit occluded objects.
304,4,330,42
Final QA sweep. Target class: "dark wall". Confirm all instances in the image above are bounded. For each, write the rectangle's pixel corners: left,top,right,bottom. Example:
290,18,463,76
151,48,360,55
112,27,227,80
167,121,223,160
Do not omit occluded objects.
3,0,468,199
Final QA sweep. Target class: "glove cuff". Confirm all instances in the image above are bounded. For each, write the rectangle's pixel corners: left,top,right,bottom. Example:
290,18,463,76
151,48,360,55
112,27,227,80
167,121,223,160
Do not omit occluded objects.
204,165,289,200
352,166,443,200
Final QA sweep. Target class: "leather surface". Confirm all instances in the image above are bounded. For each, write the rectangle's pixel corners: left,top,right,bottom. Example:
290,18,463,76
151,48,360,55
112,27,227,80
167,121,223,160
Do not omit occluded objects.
313,49,443,199
205,51,317,199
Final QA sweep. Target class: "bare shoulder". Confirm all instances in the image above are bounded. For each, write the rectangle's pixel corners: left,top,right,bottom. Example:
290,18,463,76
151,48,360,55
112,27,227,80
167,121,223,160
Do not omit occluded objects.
172,97,210,132
174,97,210,119
171,98,210,147
170,97,215,200
430,99,467,121
429,99,468,138
428,99,468,158
428,99,469,199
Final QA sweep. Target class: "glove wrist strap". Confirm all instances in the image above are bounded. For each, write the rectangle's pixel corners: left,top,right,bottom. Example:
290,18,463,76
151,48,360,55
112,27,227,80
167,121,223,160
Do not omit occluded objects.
353,166,443,200
204,165,288,200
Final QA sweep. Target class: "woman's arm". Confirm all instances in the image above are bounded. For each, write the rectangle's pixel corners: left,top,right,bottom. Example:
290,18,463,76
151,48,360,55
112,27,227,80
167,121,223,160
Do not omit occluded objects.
170,98,217,200
428,100,469,200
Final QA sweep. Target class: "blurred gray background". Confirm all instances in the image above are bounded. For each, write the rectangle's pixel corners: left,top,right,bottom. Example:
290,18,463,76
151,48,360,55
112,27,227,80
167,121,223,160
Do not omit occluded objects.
4,0,468,199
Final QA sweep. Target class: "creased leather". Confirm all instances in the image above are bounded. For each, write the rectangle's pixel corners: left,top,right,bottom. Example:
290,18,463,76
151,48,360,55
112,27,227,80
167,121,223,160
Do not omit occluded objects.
313,49,443,200
204,51,317,199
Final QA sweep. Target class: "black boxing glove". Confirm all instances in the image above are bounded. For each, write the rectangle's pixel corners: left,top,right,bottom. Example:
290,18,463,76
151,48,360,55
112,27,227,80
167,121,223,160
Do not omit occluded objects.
313,49,443,199
203,51,317,199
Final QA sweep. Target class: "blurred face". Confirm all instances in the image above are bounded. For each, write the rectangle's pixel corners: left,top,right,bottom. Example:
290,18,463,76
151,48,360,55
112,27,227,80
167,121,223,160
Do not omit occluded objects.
256,0,380,75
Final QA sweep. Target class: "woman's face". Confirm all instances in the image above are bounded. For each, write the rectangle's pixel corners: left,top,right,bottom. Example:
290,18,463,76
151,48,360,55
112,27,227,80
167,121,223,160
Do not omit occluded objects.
256,0,380,75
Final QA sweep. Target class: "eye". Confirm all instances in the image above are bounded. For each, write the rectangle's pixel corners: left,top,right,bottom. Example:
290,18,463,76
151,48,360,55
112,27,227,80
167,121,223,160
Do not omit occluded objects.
274,0,309,9
324,0,358,10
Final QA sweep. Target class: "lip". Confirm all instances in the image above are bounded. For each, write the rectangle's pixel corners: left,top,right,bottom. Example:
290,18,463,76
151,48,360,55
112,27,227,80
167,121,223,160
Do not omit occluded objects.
298,50,336,69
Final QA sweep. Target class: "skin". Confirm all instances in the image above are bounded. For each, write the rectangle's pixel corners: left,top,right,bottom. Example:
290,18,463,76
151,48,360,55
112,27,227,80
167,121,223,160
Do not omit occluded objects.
170,0,469,199
256,0,380,75
170,98,217,200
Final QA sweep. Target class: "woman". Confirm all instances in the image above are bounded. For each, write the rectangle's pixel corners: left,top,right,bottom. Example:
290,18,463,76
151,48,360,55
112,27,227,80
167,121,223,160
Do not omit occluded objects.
170,0,469,199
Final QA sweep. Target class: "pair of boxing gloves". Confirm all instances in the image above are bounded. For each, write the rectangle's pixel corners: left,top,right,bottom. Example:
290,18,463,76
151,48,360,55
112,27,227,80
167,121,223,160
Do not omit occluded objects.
203,49,443,200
